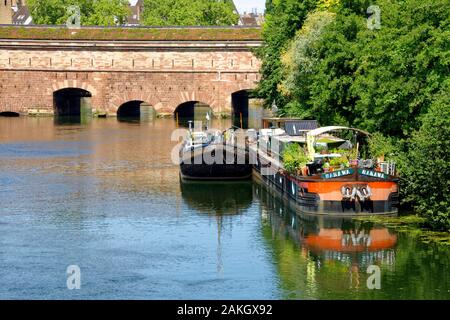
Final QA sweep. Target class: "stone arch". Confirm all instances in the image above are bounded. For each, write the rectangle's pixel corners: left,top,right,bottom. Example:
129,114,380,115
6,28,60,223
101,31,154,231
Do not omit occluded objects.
231,89,254,129
51,81,97,96
109,92,158,116
174,101,213,127
117,100,155,122
173,91,218,114
53,87,92,120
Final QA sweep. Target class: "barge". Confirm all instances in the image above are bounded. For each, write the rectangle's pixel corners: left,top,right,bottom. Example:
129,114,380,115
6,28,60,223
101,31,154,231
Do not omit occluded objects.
179,128,252,180
249,124,399,215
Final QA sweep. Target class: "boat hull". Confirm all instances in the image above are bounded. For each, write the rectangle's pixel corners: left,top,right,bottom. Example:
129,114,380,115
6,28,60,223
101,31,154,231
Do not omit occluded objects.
180,144,252,180
250,143,399,216
253,168,399,215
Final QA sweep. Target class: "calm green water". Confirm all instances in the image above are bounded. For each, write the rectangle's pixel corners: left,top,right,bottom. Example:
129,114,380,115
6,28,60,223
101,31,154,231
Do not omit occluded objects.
0,117,448,299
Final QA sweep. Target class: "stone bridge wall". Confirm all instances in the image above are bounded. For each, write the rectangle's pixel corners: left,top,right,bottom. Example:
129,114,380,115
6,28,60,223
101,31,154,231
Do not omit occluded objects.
0,26,262,116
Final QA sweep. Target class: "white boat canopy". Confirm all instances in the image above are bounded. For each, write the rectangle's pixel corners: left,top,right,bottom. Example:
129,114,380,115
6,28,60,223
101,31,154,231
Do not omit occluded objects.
306,126,370,160
307,126,370,137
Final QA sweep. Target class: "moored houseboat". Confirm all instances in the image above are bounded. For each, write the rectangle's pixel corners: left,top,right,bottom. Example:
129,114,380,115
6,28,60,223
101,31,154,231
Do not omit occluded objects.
179,128,252,180
250,123,399,215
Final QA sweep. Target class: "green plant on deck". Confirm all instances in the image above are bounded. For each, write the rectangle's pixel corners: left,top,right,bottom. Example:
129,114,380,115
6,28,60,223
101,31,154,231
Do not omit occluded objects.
282,143,309,174
330,148,355,159
314,144,327,154
329,156,349,168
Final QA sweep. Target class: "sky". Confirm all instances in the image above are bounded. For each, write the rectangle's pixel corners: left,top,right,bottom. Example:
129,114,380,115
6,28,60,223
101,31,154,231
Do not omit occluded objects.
129,0,266,14
233,0,266,13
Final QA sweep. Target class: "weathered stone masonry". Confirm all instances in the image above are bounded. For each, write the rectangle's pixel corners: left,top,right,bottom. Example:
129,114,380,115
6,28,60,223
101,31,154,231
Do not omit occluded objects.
0,28,262,116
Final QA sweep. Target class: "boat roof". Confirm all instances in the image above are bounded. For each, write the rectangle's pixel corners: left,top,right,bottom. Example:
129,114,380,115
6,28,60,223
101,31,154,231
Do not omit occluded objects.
307,126,370,137
284,120,319,135
274,135,307,143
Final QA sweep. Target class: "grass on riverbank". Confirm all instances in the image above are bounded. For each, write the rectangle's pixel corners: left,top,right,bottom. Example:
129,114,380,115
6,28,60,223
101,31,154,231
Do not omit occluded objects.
353,215,450,246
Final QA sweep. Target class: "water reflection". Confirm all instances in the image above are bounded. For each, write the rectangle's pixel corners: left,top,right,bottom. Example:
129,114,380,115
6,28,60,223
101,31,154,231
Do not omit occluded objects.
180,180,253,215
0,117,448,300
254,182,450,300
54,115,83,125
180,180,254,274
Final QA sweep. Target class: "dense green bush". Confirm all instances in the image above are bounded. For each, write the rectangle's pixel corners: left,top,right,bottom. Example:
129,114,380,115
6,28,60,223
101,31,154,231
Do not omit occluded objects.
367,132,395,160
398,85,450,231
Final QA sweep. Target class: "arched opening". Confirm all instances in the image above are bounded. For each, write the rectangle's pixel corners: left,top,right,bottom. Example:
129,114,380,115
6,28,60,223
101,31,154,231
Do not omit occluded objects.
0,111,20,117
117,100,155,122
174,101,213,128
53,88,92,123
231,90,253,129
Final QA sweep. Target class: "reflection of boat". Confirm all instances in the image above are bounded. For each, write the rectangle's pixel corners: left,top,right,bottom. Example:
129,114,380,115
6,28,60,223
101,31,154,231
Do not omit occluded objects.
180,180,253,215
179,128,252,180
255,182,397,264
304,228,397,253
250,124,399,215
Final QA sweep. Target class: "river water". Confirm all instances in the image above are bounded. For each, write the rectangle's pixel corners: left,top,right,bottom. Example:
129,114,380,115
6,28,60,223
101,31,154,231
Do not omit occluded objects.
0,117,448,299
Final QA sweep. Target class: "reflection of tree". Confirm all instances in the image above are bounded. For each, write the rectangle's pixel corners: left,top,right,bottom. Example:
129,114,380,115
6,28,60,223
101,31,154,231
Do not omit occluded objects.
256,183,450,299
382,235,450,299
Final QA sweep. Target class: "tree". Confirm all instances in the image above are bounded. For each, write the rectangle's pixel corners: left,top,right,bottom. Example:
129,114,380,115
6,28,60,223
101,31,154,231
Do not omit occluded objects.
141,0,239,26
28,0,130,26
276,0,449,137
398,82,450,231
86,0,130,26
279,10,336,118
255,0,318,110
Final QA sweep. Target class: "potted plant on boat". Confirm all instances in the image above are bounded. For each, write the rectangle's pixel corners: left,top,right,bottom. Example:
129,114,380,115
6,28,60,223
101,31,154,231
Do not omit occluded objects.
330,156,349,170
282,143,309,176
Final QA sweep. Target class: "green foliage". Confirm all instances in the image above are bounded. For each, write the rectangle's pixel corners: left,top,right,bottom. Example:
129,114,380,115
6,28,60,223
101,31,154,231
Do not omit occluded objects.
314,144,327,153
275,0,449,137
258,0,450,230
142,0,239,26
28,0,238,27
280,10,336,118
255,0,318,111
329,156,348,167
28,0,130,26
282,143,309,174
86,0,130,26
367,132,395,160
398,85,450,231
